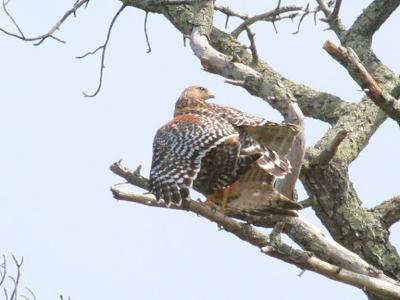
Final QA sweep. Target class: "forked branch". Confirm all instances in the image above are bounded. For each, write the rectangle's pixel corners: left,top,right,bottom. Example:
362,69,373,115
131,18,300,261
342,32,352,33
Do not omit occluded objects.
0,0,90,45
230,5,315,37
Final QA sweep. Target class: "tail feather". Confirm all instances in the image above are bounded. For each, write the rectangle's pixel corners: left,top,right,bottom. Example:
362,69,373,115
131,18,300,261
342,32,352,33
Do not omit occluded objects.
221,178,302,220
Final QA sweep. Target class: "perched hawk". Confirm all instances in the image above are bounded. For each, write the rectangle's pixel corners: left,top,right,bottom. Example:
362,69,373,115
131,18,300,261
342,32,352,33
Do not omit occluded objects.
149,86,301,216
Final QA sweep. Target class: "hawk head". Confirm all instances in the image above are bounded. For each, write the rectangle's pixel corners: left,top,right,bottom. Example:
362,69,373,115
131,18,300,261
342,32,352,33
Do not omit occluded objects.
175,86,215,113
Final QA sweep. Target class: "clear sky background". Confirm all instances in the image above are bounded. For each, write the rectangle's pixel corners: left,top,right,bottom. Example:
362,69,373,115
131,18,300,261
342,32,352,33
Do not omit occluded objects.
1,1,399,299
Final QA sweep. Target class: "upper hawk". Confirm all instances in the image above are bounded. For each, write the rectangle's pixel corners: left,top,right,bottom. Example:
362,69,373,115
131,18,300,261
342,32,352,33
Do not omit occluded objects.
149,86,300,214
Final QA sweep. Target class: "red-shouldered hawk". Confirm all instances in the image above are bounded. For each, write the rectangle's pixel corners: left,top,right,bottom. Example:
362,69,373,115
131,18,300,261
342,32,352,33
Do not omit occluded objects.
149,86,301,215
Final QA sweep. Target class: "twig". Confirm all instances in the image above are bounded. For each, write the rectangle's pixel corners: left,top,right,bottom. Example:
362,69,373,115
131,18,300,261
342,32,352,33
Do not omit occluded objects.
9,255,23,300
244,26,258,64
77,4,126,98
144,12,152,53
75,46,102,59
0,0,90,45
311,129,348,166
292,3,310,34
371,196,400,228
323,40,400,125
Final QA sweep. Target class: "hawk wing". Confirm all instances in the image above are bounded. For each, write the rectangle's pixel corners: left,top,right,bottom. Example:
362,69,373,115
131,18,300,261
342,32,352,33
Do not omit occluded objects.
149,114,238,207
242,122,301,157
210,103,300,181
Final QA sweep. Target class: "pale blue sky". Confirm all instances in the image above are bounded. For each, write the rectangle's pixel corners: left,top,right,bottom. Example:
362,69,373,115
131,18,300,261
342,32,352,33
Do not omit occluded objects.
1,1,399,299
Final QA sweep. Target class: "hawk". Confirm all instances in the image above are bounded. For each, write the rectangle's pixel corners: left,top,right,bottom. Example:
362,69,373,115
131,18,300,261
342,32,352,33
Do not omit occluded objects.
149,86,301,216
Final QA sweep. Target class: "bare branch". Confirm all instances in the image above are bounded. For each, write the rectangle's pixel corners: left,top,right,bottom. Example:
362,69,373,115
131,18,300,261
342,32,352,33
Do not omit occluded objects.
0,0,90,45
323,40,400,125
111,183,400,298
371,196,400,228
110,161,149,190
262,241,400,299
75,46,102,59
2,0,24,38
78,4,126,98
110,161,399,286
231,5,306,38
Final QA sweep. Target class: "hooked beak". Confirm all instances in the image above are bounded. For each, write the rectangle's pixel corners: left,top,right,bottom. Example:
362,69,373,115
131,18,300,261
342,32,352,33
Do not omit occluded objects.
207,92,215,99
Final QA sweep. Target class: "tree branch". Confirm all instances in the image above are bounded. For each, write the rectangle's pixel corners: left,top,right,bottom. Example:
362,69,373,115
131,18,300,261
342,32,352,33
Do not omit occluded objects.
110,162,399,285
346,0,400,43
230,5,305,38
0,0,90,45
323,40,400,126
371,196,400,228
110,162,400,299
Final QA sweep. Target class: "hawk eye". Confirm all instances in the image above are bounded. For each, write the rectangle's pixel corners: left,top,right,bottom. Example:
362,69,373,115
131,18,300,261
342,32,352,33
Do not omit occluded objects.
199,87,206,92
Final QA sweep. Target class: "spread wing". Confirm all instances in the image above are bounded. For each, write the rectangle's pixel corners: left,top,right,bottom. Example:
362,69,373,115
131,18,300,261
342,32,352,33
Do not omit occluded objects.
210,103,300,181
149,114,237,207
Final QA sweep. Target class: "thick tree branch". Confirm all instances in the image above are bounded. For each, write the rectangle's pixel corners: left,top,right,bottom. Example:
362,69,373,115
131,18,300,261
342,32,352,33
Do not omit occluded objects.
323,40,400,126
346,0,400,44
371,196,400,228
